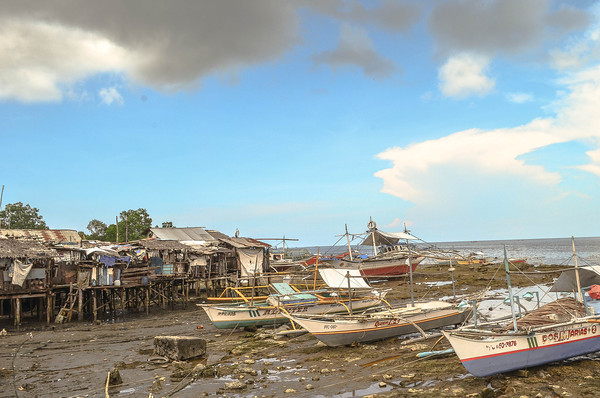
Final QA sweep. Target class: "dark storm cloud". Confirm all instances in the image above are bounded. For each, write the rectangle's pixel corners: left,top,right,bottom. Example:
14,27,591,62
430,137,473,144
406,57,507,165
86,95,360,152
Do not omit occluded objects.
428,0,592,56
304,0,422,33
312,24,396,80
1,0,299,90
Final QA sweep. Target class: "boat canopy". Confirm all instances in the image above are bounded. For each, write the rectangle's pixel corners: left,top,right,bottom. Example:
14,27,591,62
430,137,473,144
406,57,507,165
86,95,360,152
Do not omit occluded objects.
319,268,371,289
550,265,600,292
361,229,418,246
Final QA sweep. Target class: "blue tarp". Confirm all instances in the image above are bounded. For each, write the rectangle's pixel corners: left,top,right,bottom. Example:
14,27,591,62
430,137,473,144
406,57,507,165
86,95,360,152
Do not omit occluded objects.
99,255,131,267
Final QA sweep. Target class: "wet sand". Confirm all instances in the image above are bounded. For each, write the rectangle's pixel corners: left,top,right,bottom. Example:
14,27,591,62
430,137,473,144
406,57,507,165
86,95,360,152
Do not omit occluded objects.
2,263,600,397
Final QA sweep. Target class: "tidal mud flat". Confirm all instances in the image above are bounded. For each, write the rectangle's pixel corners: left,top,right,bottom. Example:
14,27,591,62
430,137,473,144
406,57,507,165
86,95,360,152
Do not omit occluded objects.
2,263,600,397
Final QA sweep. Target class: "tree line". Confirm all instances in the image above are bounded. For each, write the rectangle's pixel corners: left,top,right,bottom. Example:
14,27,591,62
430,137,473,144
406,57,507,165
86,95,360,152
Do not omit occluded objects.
0,202,174,243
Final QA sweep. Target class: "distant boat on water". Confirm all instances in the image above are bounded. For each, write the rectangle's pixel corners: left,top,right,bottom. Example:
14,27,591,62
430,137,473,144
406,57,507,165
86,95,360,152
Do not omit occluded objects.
319,220,426,278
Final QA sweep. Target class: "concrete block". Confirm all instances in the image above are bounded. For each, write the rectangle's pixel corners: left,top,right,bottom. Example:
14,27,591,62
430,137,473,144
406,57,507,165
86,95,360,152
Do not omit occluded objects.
153,336,206,361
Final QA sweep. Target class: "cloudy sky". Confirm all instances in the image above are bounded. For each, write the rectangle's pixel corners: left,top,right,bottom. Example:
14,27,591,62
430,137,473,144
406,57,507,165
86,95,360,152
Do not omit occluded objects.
1,0,599,245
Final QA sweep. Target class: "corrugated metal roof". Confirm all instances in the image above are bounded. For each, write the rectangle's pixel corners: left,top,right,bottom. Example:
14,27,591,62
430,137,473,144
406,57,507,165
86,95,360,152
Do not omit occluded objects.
148,227,217,242
218,236,271,249
0,229,81,243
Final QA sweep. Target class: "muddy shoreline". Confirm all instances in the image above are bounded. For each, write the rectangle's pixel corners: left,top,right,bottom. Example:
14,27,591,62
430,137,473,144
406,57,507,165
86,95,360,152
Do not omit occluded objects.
2,263,599,397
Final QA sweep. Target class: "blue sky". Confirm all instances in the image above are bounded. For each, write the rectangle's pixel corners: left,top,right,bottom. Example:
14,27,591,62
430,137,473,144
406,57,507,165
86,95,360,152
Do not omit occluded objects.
1,1,600,245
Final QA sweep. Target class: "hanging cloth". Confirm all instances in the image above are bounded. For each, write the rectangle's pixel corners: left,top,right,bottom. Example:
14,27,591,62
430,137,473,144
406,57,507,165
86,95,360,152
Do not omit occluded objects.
10,260,34,287
238,248,264,277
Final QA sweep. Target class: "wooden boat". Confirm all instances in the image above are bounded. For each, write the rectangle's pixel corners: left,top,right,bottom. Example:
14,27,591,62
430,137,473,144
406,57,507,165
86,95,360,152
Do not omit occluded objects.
443,239,600,377
284,300,472,347
326,255,424,278
322,220,425,278
442,299,600,377
199,282,384,329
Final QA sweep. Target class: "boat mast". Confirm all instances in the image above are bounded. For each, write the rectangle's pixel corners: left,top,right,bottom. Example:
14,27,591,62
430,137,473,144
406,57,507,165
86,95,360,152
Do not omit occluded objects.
407,238,415,307
572,236,583,302
345,224,353,261
368,218,377,256
504,246,518,332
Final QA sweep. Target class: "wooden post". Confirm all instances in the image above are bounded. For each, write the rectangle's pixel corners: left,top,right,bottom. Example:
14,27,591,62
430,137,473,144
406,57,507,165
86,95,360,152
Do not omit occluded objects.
145,286,150,314
46,294,51,324
93,290,97,322
38,298,43,321
78,286,84,321
15,298,21,329
120,288,125,314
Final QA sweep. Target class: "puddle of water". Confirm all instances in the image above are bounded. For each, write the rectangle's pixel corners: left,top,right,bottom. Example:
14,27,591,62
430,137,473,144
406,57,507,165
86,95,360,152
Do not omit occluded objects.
418,281,453,287
421,379,438,387
445,373,472,381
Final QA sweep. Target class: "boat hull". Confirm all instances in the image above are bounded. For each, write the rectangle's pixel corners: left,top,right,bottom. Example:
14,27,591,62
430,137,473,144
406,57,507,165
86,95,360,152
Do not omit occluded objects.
331,257,424,278
199,298,382,329
443,319,600,377
288,305,471,347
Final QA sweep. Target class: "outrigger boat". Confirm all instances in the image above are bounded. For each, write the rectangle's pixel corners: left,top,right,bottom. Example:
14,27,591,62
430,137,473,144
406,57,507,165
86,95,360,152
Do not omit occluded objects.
321,220,426,278
284,300,472,347
199,280,385,329
442,239,600,377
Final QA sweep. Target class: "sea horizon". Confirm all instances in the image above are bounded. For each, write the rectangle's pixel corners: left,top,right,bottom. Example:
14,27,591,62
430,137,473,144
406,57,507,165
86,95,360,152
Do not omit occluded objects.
293,236,600,266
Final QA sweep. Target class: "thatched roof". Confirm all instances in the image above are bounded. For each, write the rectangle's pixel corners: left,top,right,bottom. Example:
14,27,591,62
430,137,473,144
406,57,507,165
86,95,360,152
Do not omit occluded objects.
0,238,58,259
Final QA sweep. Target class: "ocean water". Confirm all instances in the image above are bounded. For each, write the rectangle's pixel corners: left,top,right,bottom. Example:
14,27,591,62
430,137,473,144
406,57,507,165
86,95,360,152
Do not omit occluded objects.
432,236,600,266
303,236,600,266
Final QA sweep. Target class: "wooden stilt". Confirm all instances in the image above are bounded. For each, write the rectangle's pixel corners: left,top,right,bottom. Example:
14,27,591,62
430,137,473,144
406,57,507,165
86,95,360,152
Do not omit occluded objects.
120,288,125,315
46,293,51,324
93,290,97,322
78,286,83,321
15,298,21,330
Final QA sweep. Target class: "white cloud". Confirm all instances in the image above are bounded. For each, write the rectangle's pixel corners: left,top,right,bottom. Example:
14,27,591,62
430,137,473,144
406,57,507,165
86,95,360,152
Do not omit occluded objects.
438,54,495,98
0,20,131,102
550,27,600,71
506,92,533,103
99,87,124,105
376,62,600,204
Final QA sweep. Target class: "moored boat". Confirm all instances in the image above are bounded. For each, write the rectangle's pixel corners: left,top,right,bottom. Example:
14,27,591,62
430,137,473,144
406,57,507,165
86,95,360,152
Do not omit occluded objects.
442,299,600,377
443,239,600,377
285,300,472,347
199,279,385,329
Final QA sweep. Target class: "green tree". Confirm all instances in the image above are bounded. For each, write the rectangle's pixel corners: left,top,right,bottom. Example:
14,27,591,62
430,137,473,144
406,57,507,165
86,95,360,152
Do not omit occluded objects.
85,208,152,243
120,208,152,241
0,202,48,229
86,219,108,240
162,221,174,228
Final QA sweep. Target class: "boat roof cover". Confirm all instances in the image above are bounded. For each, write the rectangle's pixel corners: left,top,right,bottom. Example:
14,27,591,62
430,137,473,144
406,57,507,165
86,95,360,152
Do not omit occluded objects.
549,265,600,292
360,229,417,246
319,268,371,289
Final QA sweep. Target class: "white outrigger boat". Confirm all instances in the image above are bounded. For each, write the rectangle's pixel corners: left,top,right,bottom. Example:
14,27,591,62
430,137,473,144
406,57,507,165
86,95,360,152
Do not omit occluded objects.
199,272,386,329
284,300,472,347
443,239,600,377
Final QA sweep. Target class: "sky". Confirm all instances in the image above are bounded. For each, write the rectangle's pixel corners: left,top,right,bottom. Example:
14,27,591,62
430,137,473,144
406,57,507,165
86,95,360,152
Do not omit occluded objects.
1,0,600,246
